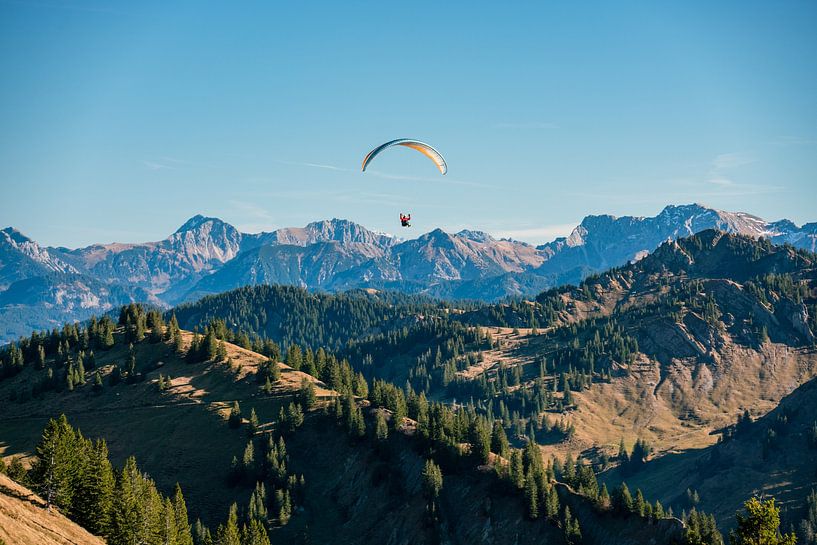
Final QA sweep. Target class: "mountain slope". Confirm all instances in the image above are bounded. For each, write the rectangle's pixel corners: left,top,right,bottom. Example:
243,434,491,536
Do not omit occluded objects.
601,375,817,530
0,473,105,545
3,204,817,343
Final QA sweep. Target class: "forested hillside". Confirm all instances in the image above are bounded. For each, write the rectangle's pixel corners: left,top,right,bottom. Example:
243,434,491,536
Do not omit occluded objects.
1,230,815,544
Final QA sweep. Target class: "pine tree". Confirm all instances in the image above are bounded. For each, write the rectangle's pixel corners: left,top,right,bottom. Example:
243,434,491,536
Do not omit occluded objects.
599,483,611,508
614,482,634,513
110,457,141,545
173,484,194,545
241,519,271,545
299,377,317,410
654,499,665,519
242,441,255,479
30,414,82,510
525,472,539,519
375,410,389,441
192,519,213,545
470,418,491,464
635,488,646,517
93,370,103,393
421,459,443,502
491,420,510,459
73,439,115,537
275,489,292,525
161,496,178,545
228,401,242,429
248,481,268,522
510,449,525,489
215,503,241,545
216,340,228,362
545,484,560,519
247,408,259,437
729,498,794,545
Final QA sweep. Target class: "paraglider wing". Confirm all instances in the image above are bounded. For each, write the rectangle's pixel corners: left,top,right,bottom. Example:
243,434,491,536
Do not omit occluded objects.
361,139,447,175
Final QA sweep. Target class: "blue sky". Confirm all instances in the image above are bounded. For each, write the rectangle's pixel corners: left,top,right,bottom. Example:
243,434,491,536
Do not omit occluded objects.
1,1,816,247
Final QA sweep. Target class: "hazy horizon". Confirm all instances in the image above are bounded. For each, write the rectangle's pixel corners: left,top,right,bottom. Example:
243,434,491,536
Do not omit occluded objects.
2,2,816,247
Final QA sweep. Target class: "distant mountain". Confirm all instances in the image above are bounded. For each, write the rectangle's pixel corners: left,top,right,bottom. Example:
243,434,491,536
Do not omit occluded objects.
2,204,816,342
533,203,817,285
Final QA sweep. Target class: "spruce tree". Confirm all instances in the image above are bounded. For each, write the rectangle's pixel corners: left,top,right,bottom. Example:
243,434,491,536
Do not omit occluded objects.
545,484,560,519
525,472,539,519
422,459,443,512
30,414,81,510
729,498,794,545
248,408,259,437
241,519,271,545
375,410,389,441
73,439,115,537
247,481,268,522
110,457,141,545
215,503,241,545
228,401,242,428
173,484,194,545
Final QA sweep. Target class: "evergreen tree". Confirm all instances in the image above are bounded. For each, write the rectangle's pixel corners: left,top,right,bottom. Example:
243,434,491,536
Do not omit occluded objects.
6,457,27,482
242,441,256,479
729,498,795,545
421,459,443,504
599,483,611,508
635,488,646,517
193,519,213,545
215,503,241,545
228,401,242,429
161,496,178,545
375,410,389,441
545,484,560,519
509,450,525,490
684,508,724,545
247,481,268,522
613,482,634,514
29,415,81,510
470,418,491,464
275,489,292,525
173,484,194,545
525,472,539,519
73,439,115,537
491,420,510,459
247,408,259,437
299,377,317,410
110,457,142,545
241,519,271,545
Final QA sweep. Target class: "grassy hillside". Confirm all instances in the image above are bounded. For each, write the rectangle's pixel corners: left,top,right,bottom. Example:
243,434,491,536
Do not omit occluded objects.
0,326,332,527
0,472,105,545
600,375,817,531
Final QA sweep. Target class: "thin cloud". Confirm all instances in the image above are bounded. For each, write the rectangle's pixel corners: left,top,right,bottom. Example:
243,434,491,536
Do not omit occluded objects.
142,160,179,171
269,157,497,189
271,158,352,172
712,152,756,169
363,169,497,189
769,135,817,147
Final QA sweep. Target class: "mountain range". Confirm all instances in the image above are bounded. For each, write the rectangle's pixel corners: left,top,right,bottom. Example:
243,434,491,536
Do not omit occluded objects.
1,203,815,342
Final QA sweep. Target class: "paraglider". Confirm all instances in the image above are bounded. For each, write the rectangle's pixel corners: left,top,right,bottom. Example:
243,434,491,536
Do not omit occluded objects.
361,139,447,175
362,139,447,228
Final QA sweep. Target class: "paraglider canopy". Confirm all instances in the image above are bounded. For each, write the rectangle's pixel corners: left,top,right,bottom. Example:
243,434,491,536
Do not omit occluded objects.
361,139,447,175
